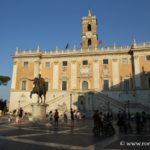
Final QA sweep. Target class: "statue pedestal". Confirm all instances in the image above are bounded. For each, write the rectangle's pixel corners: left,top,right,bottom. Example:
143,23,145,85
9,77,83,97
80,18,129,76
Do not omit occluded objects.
31,103,49,121
31,94,39,103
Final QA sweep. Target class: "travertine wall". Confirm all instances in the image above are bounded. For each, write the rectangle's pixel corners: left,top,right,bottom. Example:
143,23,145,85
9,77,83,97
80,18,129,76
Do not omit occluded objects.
9,45,150,113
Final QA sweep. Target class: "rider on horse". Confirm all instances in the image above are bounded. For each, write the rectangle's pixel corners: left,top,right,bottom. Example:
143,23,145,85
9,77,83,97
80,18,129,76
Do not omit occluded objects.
28,74,47,103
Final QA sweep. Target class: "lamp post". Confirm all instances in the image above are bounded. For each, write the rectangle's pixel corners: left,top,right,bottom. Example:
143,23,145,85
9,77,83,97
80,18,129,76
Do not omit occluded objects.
18,100,20,109
107,101,110,113
127,100,130,115
70,93,72,109
18,94,25,109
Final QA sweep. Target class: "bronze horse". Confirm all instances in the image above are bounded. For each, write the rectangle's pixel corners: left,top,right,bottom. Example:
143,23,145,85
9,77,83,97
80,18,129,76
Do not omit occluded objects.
30,77,47,103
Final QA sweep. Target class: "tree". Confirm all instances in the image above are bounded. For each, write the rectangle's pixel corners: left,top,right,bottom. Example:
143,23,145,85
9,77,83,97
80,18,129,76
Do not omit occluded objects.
0,75,10,86
0,99,7,111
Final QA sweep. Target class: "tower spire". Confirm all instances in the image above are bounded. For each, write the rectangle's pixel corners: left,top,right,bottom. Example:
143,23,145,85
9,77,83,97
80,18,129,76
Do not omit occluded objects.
82,9,98,50
88,9,92,16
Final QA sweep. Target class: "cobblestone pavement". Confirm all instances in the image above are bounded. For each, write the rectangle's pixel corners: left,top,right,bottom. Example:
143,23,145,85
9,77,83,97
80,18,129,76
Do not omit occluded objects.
0,117,150,150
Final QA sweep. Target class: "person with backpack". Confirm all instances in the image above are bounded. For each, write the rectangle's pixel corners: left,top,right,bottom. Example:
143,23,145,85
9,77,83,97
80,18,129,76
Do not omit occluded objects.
70,108,74,127
49,111,53,124
54,109,59,127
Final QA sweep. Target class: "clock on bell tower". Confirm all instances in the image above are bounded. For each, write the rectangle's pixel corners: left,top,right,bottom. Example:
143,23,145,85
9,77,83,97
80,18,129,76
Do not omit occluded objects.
82,10,98,50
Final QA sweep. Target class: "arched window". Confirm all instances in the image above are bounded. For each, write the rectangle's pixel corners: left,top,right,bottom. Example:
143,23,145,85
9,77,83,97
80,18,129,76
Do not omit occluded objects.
87,24,91,31
88,39,92,47
82,81,88,90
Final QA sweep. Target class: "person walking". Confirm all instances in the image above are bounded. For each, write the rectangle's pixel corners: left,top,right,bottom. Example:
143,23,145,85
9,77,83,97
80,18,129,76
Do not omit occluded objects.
117,111,124,133
54,109,59,127
93,110,100,135
49,111,53,125
141,111,147,133
18,107,23,123
135,112,141,134
99,112,104,134
63,111,68,124
70,108,74,127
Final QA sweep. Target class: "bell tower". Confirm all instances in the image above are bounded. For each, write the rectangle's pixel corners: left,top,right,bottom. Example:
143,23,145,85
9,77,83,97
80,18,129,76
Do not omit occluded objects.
82,10,98,49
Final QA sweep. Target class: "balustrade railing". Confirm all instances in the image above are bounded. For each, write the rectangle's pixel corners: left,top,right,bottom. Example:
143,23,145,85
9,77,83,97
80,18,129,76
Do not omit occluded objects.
14,41,150,56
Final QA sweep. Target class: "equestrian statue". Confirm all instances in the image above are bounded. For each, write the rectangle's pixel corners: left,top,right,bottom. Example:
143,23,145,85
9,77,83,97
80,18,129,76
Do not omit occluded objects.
28,74,47,103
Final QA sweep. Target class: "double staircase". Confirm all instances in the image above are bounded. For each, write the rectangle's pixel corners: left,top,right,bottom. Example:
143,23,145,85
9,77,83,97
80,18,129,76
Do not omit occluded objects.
129,102,150,112
94,91,150,113
95,92,125,111
20,91,150,114
21,93,70,113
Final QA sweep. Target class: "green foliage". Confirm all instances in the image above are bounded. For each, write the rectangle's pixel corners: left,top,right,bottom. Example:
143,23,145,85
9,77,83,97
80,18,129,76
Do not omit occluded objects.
0,99,7,111
0,75,11,86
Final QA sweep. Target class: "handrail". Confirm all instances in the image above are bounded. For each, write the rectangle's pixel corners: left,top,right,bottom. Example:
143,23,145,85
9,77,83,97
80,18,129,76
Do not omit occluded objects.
129,102,150,111
92,91,125,111
20,94,69,110
47,94,70,105
96,92,125,106
46,95,64,104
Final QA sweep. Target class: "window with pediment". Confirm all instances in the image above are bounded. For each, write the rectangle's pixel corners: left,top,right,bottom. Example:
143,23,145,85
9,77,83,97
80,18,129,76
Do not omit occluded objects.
103,59,108,64
23,61,28,68
146,55,150,61
62,61,68,66
62,81,67,91
21,80,27,90
103,80,109,90
82,81,88,90
83,60,88,65
45,62,50,68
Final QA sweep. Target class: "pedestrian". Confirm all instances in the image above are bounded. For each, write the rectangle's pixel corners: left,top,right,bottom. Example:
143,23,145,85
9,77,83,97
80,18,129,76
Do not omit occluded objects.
135,112,141,134
106,112,110,122
49,111,53,124
54,109,59,127
141,111,147,133
127,112,132,134
70,108,74,126
63,111,68,124
76,110,81,120
18,107,23,123
0,110,2,117
117,111,124,133
93,110,100,135
122,111,128,134
8,113,13,123
93,110,99,127
99,112,104,134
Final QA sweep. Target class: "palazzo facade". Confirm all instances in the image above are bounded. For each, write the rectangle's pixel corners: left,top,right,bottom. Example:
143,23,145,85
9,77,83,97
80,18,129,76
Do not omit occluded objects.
9,11,150,115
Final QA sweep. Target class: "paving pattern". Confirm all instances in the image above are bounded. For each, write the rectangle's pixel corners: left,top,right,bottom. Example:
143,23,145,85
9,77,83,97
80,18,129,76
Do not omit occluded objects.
0,118,115,150
0,117,150,150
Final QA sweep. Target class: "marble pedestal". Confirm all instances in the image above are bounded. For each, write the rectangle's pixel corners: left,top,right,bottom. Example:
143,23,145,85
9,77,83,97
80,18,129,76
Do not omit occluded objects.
31,103,49,121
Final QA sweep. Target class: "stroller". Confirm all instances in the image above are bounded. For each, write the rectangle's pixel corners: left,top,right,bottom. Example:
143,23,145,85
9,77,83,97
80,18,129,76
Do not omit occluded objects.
93,120,115,136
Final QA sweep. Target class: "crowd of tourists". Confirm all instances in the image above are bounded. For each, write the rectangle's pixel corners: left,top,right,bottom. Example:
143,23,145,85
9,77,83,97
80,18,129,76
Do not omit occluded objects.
92,109,150,136
48,108,83,127
6,107,150,137
8,107,25,123
117,110,148,134
93,110,115,136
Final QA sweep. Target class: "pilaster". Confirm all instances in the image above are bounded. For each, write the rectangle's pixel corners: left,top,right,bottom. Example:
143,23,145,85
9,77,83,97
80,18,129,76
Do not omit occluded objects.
11,60,17,90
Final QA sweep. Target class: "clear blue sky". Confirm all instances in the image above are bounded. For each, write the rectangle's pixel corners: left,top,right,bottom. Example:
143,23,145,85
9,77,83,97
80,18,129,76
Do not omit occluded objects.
0,0,150,100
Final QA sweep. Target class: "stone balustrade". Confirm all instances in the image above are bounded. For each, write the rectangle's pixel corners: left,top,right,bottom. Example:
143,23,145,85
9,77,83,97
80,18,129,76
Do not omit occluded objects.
132,42,150,48
14,41,150,56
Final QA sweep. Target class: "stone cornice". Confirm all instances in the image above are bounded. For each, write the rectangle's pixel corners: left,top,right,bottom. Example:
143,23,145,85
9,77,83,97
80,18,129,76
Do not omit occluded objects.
12,41,150,59
12,50,131,59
